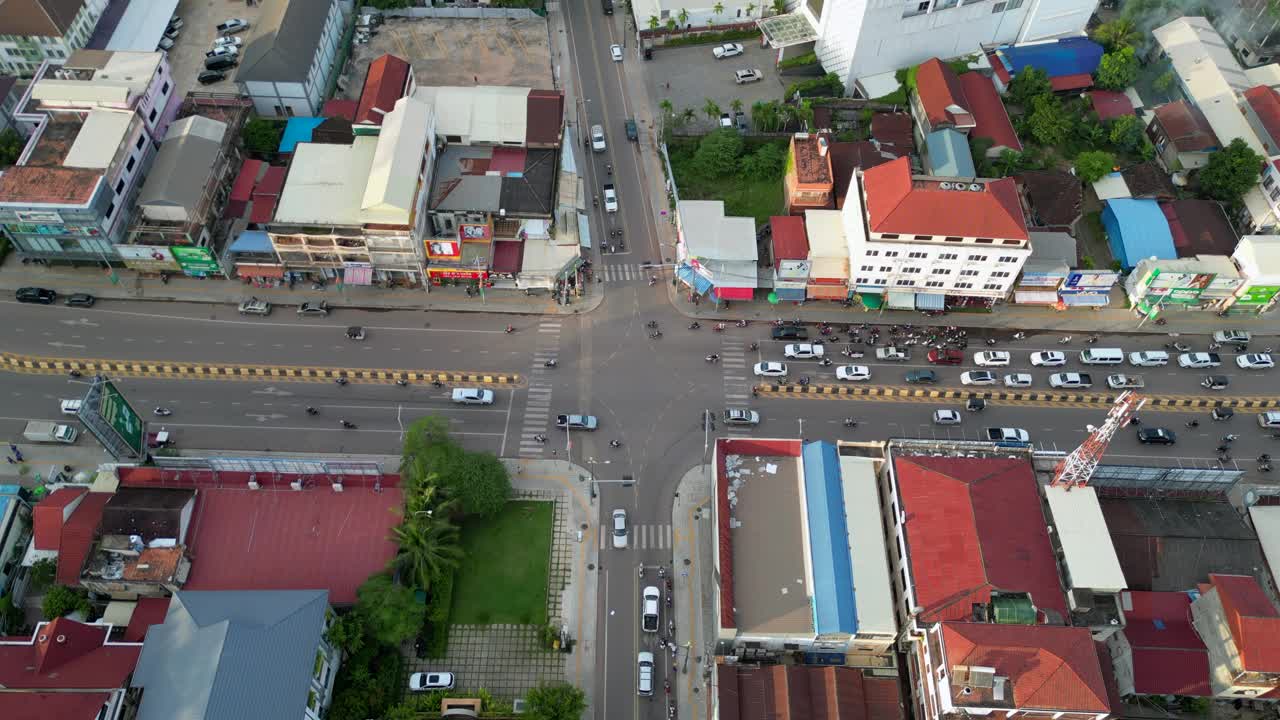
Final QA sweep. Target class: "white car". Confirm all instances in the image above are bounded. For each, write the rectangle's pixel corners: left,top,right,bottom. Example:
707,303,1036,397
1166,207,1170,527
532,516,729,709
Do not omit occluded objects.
1259,411,1280,428
1237,353,1275,369
961,371,998,386
60,399,82,415
836,365,871,381
985,427,1030,442
212,35,242,48
451,388,495,405
590,124,606,152
1128,351,1169,367
611,509,628,549
753,361,788,377
641,586,660,632
205,44,238,58
734,68,763,84
409,672,455,691
1177,352,1222,369
973,351,1011,367
712,42,744,59
216,18,249,33
1029,351,1066,367
784,343,824,359
875,347,909,361
610,44,623,61
603,184,618,212
1003,373,1033,388
932,409,962,425
637,652,654,696
1049,372,1093,389
718,112,733,128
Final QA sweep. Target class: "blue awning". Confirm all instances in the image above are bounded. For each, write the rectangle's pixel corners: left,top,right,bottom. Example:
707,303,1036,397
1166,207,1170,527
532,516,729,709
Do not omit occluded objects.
677,264,712,295
228,230,273,253
915,292,946,310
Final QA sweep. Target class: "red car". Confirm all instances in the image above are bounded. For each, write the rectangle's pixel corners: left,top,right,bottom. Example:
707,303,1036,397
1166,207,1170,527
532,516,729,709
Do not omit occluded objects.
927,349,963,365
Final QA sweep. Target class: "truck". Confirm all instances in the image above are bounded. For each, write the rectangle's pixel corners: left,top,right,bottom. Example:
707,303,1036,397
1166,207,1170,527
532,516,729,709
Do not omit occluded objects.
24,421,77,444
603,184,618,213
1106,374,1145,389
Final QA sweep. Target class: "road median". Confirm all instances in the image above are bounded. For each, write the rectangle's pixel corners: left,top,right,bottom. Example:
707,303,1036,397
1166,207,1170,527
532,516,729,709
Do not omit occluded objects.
754,383,1280,410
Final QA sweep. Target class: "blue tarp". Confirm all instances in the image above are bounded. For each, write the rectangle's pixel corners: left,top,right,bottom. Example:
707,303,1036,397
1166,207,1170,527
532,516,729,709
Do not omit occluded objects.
228,230,273,253
279,117,326,153
995,37,1104,78
676,264,712,295
801,441,858,636
1102,199,1176,270
925,129,975,178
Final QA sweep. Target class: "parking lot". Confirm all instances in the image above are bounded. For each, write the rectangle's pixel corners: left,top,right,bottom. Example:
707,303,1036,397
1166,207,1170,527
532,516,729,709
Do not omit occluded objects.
341,17,553,100
165,0,267,96
645,40,785,132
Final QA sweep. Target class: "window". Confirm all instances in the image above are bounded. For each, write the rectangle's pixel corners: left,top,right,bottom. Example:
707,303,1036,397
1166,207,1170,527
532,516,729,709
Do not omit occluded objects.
917,1,931,11
907,251,927,258
955,281,973,289
114,179,124,195
880,234,899,239
983,283,1002,290
913,235,931,241
991,271,1010,278
855,277,869,284
148,107,157,122
895,279,915,286
1002,239,1022,245
1264,174,1275,190
874,278,888,285
1270,186,1280,202
967,254,987,262
136,135,144,150
992,1,1006,10
932,267,951,274
903,266,922,273
998,255,1017,263
866,250,879,256
445,135,462,144
975,237,994,244
105,202,115,218
938,253,958,260
879,266,893,272
126,156,136,172
161,80,169,95
925,280,944,287
944,236,962,242
883,251,899,257
960,269,979,276
861,264,875,271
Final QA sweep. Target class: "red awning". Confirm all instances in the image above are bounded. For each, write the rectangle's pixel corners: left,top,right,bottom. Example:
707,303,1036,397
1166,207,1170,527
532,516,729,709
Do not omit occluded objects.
714,286,754,301
491,241,525,274
236,264,284,278
807,284,848,300
230,159,263,203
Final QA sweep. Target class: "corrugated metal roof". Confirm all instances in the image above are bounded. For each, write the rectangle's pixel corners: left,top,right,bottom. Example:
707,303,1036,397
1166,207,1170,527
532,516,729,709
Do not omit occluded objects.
678,200,757,261
138,116,227,220
925,129,975,178
1044,485,1127,592
56,492,112,585
236,0,334,83
1102,199,1175,269
801,442,856,635
838,456,896,636
361,96,432,224
770,215,808,260
992,37,1103,78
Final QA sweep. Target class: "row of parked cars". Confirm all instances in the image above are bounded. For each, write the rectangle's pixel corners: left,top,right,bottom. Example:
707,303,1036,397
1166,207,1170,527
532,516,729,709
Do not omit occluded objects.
199,18,251,84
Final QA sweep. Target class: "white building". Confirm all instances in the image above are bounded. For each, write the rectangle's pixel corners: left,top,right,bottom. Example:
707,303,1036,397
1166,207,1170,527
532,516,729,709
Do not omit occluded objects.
758,0,1099,97
235,0,344,117
843,156,1030,310
0,0,108,77
632,0,758,31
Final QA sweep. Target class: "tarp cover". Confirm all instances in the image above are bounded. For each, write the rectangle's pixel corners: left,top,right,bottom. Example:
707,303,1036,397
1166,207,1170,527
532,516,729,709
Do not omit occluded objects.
915,292,946,310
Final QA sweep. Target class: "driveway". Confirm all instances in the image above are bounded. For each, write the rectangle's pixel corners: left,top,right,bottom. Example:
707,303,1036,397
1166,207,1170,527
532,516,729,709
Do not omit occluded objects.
166,0,267,96
643,41,785,132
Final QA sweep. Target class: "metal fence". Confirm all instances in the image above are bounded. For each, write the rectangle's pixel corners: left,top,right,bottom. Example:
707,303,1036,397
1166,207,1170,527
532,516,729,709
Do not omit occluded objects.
362,5,541,19
1087,463,1242,498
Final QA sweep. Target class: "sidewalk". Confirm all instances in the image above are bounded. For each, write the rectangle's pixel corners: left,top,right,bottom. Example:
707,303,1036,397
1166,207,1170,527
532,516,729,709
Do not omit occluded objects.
670,463,717,720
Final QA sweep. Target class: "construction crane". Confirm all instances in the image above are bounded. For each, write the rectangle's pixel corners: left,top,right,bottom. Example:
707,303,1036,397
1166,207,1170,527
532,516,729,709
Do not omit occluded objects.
1051,391,1146,488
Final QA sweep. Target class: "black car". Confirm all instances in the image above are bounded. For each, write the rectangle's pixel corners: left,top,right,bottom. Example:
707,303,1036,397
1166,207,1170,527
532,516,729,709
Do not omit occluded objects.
905,369,937,384
771,325,808,340
204,55,237,71
64,293,95,307
16,287,56,304
625,119,638,141
197,70,225,85
1137,427,1176,445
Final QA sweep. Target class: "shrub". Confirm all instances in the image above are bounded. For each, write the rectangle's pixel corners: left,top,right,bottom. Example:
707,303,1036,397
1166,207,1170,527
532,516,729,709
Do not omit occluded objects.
242,118,285,156
42,585,89,620
785,73,843,99
778,51,818,69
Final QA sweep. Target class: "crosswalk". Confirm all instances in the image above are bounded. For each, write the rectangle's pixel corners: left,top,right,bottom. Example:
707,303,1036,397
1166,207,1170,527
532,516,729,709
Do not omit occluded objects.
598,263,655,284
601,523,673,550
721,333,756,437
518,320,563,457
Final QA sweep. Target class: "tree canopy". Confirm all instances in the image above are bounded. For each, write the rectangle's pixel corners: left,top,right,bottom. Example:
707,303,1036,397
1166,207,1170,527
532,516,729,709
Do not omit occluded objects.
1095,47,1138,91
1074,150,1116,183
526,683,588,720
354,574,423,646
1198,137,1264,204
1006,67,1051,108
1027,95,1072,146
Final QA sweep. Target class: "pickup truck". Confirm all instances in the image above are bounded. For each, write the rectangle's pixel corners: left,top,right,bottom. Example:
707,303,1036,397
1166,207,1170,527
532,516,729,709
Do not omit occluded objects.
1106,374,1145,389
985,427,1030,443
641,586,660,632
24,421,77,444
1049,372,1093,389
603,184,618,213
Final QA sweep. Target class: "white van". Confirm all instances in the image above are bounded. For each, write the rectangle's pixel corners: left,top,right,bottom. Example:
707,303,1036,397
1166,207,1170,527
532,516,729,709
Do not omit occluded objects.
1079,348,1124,365
451,388,495,405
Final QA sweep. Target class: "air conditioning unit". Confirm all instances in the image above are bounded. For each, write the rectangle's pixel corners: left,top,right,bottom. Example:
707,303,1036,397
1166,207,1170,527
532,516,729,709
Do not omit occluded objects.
289,480,303,491
331,481,344,493
247,480,260,490
969,183,982,191
939,182,953,190
952,184,966,191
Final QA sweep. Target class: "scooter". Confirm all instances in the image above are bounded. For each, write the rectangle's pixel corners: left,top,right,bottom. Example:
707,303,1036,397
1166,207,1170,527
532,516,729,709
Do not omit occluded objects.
505,325,515,334
705,354,720,363
688,322,700,330
396,378,408,386
545,359,557,367
818,358,833,366
431,380,444,388
843,418,858,428
154,407,172,417
306,406,319,416
340,420,356,429
650,331,662,339
610,439,622,448
335,377,349,386
748,342,759,351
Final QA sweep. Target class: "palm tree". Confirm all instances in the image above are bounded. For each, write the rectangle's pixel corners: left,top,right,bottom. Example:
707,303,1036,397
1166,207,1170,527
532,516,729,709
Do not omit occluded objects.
746,2,756,17
703,98,721,120
388,515,464,592
796,99,814,131
713,1,724,16
648,14,659,30
677,8,689,25
770,0,785,15
730,98,744,114
665,17,677,31
659,99,674,116
1091,17,1139,52
680,108,697,125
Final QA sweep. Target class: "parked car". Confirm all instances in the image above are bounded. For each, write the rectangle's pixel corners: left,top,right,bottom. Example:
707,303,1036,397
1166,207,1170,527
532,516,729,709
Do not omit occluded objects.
158,36,175,50
296,300,329,317
197,70,225,85
625,119,638,141
973,351,1011,367
612,509,628,549
718,113,732,128
590,124,606,152
835,365,871,381
1137,427,1177,445
16,287,55,304
212,35,242,48
1029,351,1066,367
216,18,250,34
783,343,824,359
927,349,963,365
637,652,654,696
206,45,238,59
641,586,660,632
905,369,937,384
64,293,95,307
712,42,744,58
167,15,184,31
164,26,181,41
770,325,807,340
610,44,623,61
204,55,237,71
409,672,455,691
734,111,748,132
734,68,763,84
1177,352,1221,368
238,298,271,315
1236,353,1275,370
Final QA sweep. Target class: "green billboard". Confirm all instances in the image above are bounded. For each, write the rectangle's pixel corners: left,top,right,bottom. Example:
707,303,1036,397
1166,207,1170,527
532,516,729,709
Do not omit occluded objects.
1235,284,1280,306
171,245,221,275
99,380,143,452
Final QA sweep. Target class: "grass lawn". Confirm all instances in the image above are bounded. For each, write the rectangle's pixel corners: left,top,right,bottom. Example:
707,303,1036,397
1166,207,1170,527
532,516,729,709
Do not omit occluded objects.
449,500,553,626
668,137,786,227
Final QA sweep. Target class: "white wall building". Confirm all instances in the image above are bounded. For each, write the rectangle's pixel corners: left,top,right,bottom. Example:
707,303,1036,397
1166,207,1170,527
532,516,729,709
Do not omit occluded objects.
235,0,344,117
0,0,108,76
632,0,758,31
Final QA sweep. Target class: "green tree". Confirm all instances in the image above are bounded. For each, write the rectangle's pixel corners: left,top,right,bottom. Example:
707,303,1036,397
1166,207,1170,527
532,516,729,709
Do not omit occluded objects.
659,99,673,117
647,14,659,29
388,514,464,592
526,683,588,720
1091,17,1140,52
1006,66,1051,108
242,118,285,156
1107,114,1145,153
677,8,688,25
680,107,696,124
692,129,744,177
1074,115,1106,148
42,585,89,620
751,100,781,131
28,558,56,592
770,0,785,14
1095,47,1138,91
665,17,677,31
739,142,786,179
745,2,756,16
0,594,23,634
424,444,511,518
1153,70,1176,94
713,1,724,15
1074,150,1116,183
1199,137,1265,203
730,98,744,114
1027,95,1072,146
702,98,721,120
325,612,367,656
0,129,22,167
994,149,1025,177
354,575,423,646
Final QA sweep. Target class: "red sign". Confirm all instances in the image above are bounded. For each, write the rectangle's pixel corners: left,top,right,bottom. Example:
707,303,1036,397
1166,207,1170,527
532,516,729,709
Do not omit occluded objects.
429,268,488,280
459,224,490,241
427,240,460,258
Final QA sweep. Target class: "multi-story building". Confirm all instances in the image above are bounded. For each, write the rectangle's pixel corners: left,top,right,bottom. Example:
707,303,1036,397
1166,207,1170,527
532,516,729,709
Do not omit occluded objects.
235,0,344,117
1215,0,1280,68
0,0,108,77
1190,574,1280,698
912,57,1021,157
0,484,31,604
0,51,175,264
0,616,143,720
758,0,1099,98
783,133,835,214
843,156,1030,311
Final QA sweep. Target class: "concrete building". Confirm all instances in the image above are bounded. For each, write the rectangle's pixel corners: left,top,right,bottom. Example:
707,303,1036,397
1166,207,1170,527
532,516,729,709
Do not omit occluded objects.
674,200,757,302
770,214,810,302
912,58,1020,157
235,0,344,117
784,132,835,214
0,484,31,604
1125,255,1242,316
1147,101,1220,172
1229,234,1280,313
1190,574,1280,699
0,0,108,76
413,85,565,149
805,208,849,301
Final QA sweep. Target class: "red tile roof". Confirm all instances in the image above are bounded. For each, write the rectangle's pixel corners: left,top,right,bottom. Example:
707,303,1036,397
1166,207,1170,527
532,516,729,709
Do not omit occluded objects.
0,691,114,720
1245,85,1280,152
33,487,86,551
1088,90,1134,121
1050,73,1094,92
56,492,112,586
355,54,411,126
122,596,171,643
321,98,358,122
1210,573,1280,673
229,158,263,203
770,215,808,261
915,58,974,130
0,618,140,689
717,664,903,720
1122,590,1212,696
1152,101,1219,153
0,166,103,205
1132,647,1212,696
862,157,1029,241
183,487,403,604
526,89,565,147
870,113,914,154
989,54,1011,84
940,622,1111,713
1162,198,1237,256
893,454,1065,623
959,72,1022,151
491,240,524,274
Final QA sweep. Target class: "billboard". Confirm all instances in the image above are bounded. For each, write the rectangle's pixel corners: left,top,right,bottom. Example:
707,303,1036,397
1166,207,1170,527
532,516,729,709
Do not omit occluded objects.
77,378,145,460
99,381,144,451
171,245,221,275
1235,284,1280,306
1064,271,1119,290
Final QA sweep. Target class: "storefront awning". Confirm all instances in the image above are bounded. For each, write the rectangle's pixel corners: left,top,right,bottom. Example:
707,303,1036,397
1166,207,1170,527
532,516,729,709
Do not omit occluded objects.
855,285,884,295
886,291,915,310
228,230,273,254
915,293,946,310
344,266,373,286
860,293,883,309
715,286,754,301
806,283,848,300
677,265,712,295
236,263,284,278
492,241,525,274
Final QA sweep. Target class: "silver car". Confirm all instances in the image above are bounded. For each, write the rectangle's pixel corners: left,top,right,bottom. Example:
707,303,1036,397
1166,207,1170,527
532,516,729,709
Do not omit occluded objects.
933,409,962,425
612,509,628,549
590,124,606,152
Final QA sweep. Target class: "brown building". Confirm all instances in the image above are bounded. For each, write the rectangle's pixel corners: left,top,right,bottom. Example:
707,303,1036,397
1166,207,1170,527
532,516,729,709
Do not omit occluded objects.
784,133,834,214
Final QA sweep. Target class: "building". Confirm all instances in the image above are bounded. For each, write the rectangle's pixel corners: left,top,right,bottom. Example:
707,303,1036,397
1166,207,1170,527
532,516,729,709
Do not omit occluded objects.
67,487,195,597
1215,0,1280,68
1101,199,1175,271
413,85,565,149
632,0,757,33
924,128,974,178
911,58,1019,156
783,132,835,214
131,590,341,720
870,112,914,158
1147,101,1220,171
270,96,435,286
957,71,1020,156
987,36,1104,94
0,75,23,133
0,616,143,720
805,208,849,302
0,0,108,76
1042,484,1127,637
354,54,414,128
235,0,344,117
0,51,175,265
1228,234,1280,313
1125,255,1242,316
1163,198,1239,258
844,156,1030,310
1107,590,1212,698
769,214,809,302
1242,84,1280,154
1017,170,1082,234
1012,230,1074,305
717,665,904,720
103,0,180,53
0,485,31,603
757,0,1099,98
1190,574,1280,698
1087,90,1134,122
675,200,757,302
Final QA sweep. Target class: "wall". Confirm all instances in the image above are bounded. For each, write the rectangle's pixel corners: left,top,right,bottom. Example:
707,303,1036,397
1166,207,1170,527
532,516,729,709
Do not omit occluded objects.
851,240,1030,298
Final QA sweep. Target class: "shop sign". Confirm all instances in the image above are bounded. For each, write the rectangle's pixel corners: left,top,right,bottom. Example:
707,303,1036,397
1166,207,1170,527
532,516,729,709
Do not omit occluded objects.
459,224,490,241
1064,271,1119,290
1017,273,1063,288
171,245,220,274
116,244,180,271
427,240,460,258
1235,284,1280,305
16,210,63,224
429,268,487,280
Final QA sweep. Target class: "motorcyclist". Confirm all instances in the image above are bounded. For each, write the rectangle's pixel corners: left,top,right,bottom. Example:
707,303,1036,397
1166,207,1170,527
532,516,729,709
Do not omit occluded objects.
610,439,621,448
306,406,318,415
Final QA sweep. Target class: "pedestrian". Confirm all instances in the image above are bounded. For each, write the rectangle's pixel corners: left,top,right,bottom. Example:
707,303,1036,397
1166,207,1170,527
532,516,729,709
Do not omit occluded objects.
474,75,478,84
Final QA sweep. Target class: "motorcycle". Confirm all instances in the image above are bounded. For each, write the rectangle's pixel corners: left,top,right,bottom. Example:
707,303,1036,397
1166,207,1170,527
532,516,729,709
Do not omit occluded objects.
843,418,858,427
306,407,319,416
1058,336,1073,345
705,354,720,363
1012,332,1026,340
1086,334,1100,344
504,325,515,334
396,378,408,386
713,323,726,333
985,338,997,346
639,565,645,578
650,331,662,339
748,342,759,351
431,380,444,389
688,322,701,330
545,359,557,367
533,434,547,443
818,358,833,366
735,319,748,328
335,377,348,386
797,376,810,386
154,407,172,417
610,439,622,448
646,320,659,329
340,420,356,429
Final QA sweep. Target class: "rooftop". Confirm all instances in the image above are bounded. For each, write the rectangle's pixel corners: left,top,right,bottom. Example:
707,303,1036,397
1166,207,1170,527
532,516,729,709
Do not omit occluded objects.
678,200,757,262
236,0,332,83
428,144,505,213
1162,198,1238,257
57,492,113,586
914,58,974,130
1245,84,1280,152
791,133,833,185
1152,100,1220,153
829,141,892,205
0,0,88,37
893,453,1067,624
0,691,115,720
1017,170,1082,229
1103,198,1176,269
862,157,1028,240
274,137,379,226
355,54,411,126
959,71,1022,152
33,486,86,551
803,442,856,635
717,665,903,720
361,96,434,223
525,89,565,147
989,37,1104,80
838,454,895,637
1043,485,1126,591
1121,161,1178,199
1121,590,1212,696
1209,573,1280,673
33,50,163,105
1088,90,1134,122
0,617,140,689
414,85,531,145
925,128,975,178
136,116,228,222
770,215,808,261
869,112,913,155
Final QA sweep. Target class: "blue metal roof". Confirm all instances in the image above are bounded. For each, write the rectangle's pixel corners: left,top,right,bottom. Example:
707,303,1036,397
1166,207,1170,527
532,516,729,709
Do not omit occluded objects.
227,230,273,253
278,117,326,153
1102,199,1176,270
925,129,976,178
801,441,857,635
0,484,20,525
995,37,1104,78
677,264,712,295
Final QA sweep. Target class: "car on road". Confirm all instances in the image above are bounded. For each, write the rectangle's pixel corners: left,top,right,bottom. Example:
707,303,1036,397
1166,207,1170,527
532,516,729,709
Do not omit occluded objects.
612,509,628,549
1128,351,1169,367
410,672,455,691
590,124,606,152
625,119,638,141
905,369,937,384
212,35,242,48
933,409,962,425
1003,373,1033,388
637,652,654,696
784,343,824,359
1049,372,1093,388
985,427,1030,442
1107,374,1145,389
641,586,660,632
1259,411,1280,428
712,42,744,58
723,409,760,426
1236,353,1275,369
1213,330,1252,346
197,70,225,85
296,300,329,317
64,293,95,307
875,347,908,361
961,371,998,386
734,68,763,84
718,112,733,128
1203,375,1230,390
927,349,963,365
610,44,623,61
771,325,807,340
556,414,599,430
836,365,871,381
1178,352,1221,368
216,18,249,33
16,287,55,304
60,399,82,415
753,361,788,377
238,298,271,315
1029,351,1066,367
973,351,1011,367
1137,427,1177,445
603,184,618,212
451,388,495,405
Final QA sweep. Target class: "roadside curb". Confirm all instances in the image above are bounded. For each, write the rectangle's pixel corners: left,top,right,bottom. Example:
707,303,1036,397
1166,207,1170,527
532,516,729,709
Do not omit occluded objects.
754,383,1280,409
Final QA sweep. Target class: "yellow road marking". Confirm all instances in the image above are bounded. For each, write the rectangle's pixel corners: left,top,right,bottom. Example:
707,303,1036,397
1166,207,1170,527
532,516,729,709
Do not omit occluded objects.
755,383,1280,411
